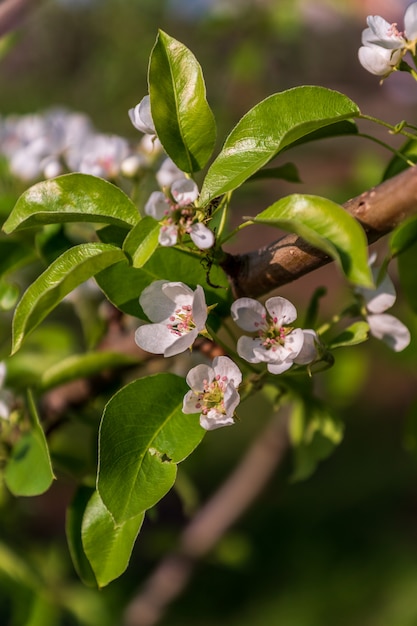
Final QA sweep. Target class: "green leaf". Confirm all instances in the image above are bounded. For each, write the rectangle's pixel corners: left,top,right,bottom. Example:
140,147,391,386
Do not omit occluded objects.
397,238,417,314
383,138,417,181
247,163,301,183
95,246,231,320
82,491,145,587
122,216,160,268
98,373,205,524
390,215,417,257
4,391,55,496
0,278,19,311
149,30,216,173
39,351,139,392
328,321,370,349
289,398,344,481
66,486,97,587
2,174,140,234
200,87,359,203
254,194,372,287
11,243,126,354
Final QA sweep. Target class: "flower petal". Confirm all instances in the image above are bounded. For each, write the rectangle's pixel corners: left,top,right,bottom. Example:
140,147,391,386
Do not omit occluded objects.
212,356,243,387
182,390,201,414
186,363,214,392
223,383,241,415
367,313,411,351
189,223,214,249
265,296,297,325
135,323,176,354
192,285,208,330
156,158,186,188
145,191,169,220
171,178,199,205
128,96,156,135
200,409,235,431
237,336,264,363
139,280,175,322
159,224,178,247
164,328,198,357
358,44,401,76
294,329,318,365
405,2,417,40
267,360,294,375
162,281,194,307
364,15,404,49
231,298,266,331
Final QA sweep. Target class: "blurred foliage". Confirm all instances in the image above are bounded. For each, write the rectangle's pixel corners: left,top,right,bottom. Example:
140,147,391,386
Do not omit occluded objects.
1,1,417,625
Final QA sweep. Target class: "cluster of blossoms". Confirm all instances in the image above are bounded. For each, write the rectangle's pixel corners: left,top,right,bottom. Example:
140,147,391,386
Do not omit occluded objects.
356,257,410,352
129,96,214,250
0,107,161,183
134,281,319,430
358,3,417,77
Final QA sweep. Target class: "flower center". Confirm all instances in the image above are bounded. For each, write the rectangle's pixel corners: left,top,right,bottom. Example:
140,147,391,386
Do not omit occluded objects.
195,375,228,415
255,314,293,351
387,22,403,39
167,304,195,336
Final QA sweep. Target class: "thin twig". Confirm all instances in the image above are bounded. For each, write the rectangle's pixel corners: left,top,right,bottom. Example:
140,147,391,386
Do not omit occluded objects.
123,407,291,626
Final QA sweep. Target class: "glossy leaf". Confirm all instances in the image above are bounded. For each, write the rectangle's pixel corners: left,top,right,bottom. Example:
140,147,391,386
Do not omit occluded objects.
12,243,126,354
254,194,373,287
200,87,359,203
122,216,160,268
247,163,301,183
149,30,216,173
397,238,417,314
328,321,370,349
2,173,140,234
389,215,417,257
98,373,205,524
383,138,417,181
289,397,344,481
82,490,145,587
39,351,139,392
4,391,55,496
66,486,97,587
95,246,231,320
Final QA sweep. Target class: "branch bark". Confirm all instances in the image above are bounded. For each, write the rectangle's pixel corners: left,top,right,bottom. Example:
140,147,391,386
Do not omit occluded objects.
222,165,417,298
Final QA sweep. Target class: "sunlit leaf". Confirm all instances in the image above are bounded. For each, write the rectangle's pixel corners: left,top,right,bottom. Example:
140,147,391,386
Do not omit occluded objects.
149,30,216,173
2,173,140,234
12,243,126,354
328,321,370,349
122,216,160,268
254,194,372,287
200,87,359,203
98,373,205,524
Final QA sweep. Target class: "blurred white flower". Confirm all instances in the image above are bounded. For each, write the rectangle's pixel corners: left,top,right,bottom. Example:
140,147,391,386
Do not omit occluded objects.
135,280,208,357
0,362,12,421
128,95,156,136
182,356,242,430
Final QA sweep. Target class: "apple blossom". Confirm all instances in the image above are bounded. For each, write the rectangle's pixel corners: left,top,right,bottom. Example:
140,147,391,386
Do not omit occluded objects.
182,356,242,430
358,3,417,76
231,296,307,374
128,95,156,136
356,261,410,352
135,280,208,357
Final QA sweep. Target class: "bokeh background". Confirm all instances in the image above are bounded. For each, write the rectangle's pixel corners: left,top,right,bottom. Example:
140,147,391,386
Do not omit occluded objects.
2,1,417,625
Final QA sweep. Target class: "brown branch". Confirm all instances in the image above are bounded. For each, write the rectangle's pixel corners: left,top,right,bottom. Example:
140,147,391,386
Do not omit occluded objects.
123,407,290,626
222,165,417,298
0,0,42,37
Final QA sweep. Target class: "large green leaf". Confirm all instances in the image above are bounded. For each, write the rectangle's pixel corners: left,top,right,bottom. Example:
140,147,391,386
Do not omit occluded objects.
82,491,145,587
4,391,55,496
98,373,205,524
149,30,216,173
95,246,231,320
200,87,359,204
12,243,126,354
2,173,140,234
66,486,97,587
122,216,160,268
254,194,373,287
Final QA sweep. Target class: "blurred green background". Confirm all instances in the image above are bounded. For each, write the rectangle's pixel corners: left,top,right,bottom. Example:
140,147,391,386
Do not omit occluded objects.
1,1,417,625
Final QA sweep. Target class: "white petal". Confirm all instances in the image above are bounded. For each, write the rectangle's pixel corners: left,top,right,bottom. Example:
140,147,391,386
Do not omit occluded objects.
159,224,178,246
182,390,201,414
189,223,214,249
135,323,176,354
367,313,411,351
358,45,401,76
267,360,294,375
236,336,264,363
139,280,175,322
223,384,241,415
145,191,169,220
405,2,417,40
231,298,266,331
164,328,198,356
212,356,243,387
171,178,199,205
192,285,208,330
128,96,156,135
200,409,235,431
186,363,214,391
294,329,318,365
265,296,297,325
156,158,186,188
162,281,194,308
360,273,396,314
365,15,404,49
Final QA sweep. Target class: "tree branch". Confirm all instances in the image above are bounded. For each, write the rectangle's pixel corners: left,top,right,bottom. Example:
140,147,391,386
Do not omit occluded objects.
222,165,417,298
123,408,290,626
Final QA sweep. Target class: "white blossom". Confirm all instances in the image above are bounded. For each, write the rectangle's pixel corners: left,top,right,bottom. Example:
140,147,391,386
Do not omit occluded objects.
135,280,208,357
182,356,242,430
294,329,319,365
156,157,186,188
231,296,306,374
128,95,156,136
0,362,12,421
